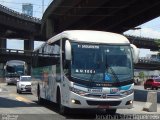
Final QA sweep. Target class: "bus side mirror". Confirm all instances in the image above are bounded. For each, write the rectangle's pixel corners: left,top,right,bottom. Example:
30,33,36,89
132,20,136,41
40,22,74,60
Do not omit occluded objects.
130,44,139,64
56,75,61,82
65,40,71,60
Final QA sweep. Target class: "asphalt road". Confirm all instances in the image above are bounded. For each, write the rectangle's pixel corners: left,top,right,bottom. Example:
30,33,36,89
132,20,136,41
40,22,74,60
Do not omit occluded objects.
0,83,160,120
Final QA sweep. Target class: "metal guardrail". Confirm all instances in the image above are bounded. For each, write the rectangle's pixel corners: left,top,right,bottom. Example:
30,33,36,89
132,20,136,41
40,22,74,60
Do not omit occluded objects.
0,48,33,56
0,48,160,65
138,57,160,64
0,4,41,24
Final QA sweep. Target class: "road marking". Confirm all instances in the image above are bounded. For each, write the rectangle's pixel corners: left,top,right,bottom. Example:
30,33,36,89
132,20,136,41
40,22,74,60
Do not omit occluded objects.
15,96,32,103
10,93,33,104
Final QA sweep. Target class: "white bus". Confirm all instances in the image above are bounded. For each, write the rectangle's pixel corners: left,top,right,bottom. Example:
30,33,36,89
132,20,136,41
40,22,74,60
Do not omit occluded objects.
31,30,139,114
4,60,27,85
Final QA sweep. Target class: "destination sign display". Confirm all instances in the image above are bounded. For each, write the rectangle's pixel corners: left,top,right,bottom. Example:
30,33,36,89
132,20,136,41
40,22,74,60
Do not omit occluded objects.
77,44,99,49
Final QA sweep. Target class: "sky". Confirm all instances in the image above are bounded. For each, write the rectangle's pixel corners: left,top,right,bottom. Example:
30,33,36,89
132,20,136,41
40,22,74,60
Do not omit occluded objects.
0,0,160,57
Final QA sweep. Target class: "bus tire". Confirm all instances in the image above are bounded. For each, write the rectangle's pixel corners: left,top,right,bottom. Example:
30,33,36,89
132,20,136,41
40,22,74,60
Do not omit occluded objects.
57,88,68,115
18,90,21,94
105,109,116,115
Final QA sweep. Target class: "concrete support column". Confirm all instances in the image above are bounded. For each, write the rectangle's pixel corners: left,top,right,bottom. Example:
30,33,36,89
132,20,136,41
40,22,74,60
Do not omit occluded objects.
0,63,4,79
27,64,31,75
0,38,6,48
24,39,34,51
46,19,54,39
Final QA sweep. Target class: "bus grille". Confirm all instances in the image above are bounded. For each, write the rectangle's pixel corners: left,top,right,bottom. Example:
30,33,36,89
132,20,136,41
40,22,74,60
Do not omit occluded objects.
86,100,121,106
25,85,31,89
85,94,123,99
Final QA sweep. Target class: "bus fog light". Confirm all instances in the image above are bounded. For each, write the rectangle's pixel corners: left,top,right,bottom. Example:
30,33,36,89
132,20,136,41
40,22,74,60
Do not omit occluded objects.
71,99,81,104
71,99,75,103
126,100,133,105
130,100,133,104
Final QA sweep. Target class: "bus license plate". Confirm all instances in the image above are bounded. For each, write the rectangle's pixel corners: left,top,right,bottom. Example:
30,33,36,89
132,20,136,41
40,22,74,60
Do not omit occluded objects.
110,88,119,93
88,89,102,93
98,105,110,109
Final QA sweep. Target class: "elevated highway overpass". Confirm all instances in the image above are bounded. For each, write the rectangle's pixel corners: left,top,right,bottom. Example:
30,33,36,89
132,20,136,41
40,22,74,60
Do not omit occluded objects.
42,0,160,39
0,4,41,51
0,4,41,40
0,1,160,51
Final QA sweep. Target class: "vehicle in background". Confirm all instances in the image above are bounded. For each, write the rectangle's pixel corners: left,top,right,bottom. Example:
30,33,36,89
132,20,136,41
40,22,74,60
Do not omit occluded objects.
4,60,27,85
17,75,32,94
144,78,160,90
31,30,139,115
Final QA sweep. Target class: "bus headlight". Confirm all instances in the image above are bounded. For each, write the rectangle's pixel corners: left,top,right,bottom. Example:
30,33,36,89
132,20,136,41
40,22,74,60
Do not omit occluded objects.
69,87,88,96
121,89,134,95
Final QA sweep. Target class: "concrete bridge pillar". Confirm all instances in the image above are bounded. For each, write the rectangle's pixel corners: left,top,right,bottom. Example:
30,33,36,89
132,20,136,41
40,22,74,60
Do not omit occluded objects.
0,38,6,48
0,63,5,79
46,19,54,39
24,39,34,51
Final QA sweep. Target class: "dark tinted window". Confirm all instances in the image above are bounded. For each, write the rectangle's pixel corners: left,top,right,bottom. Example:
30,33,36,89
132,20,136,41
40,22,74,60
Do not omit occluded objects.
154,79,160,82
146,79,153,82
32,41,60,68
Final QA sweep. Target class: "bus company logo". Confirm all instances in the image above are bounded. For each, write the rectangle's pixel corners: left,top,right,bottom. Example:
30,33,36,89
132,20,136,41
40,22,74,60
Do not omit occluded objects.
101,94,107,98
96,83,112,87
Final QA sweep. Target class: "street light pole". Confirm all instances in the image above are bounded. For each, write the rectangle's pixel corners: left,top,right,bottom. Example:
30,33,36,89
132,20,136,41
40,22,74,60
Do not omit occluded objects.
42,0,44,14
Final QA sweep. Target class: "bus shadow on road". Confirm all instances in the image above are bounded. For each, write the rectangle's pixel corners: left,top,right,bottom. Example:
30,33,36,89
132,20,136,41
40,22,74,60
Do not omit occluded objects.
0,97,40,108
34,99,125,119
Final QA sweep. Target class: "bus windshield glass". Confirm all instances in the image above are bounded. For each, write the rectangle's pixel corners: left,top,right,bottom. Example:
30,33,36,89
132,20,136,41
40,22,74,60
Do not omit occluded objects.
71,42,133,83
21,76,31,81
6,65,24,76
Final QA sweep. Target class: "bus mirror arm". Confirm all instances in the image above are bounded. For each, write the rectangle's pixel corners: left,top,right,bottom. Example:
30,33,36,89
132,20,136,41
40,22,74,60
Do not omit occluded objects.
63,60,70,69
65,40,71,60
56,75,61,82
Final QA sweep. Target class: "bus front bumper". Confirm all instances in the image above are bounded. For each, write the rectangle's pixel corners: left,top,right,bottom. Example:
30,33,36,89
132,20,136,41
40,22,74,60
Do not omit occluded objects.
65,92,134,109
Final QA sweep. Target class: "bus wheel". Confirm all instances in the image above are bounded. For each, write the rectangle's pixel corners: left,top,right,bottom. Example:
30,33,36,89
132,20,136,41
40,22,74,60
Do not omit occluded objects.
18,90,21,94
17,89,19,93
57,90,68,115
105,109,116,115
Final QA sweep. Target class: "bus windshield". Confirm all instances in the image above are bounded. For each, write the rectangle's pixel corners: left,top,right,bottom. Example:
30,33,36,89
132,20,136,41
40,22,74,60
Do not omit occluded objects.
6,65,24,76
71,42,133,83
20,76,31,81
